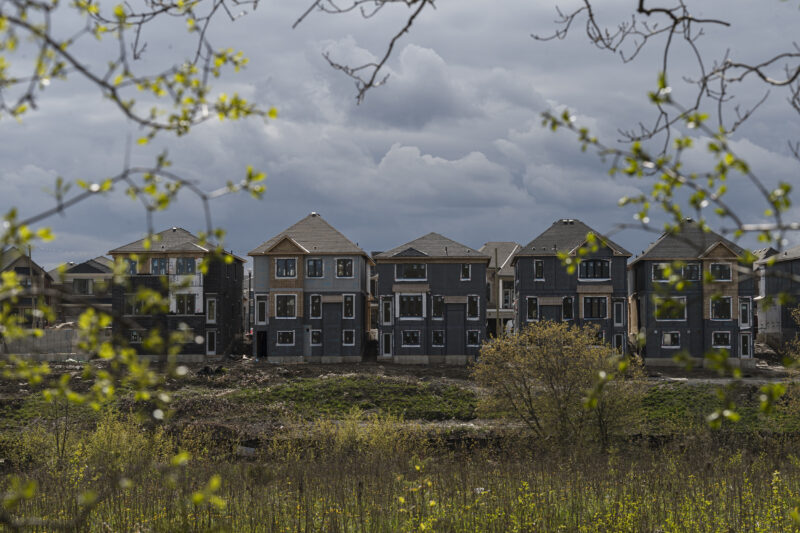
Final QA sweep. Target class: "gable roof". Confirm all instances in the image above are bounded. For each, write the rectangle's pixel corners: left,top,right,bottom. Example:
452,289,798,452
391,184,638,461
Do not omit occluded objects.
479,241,521,276
108,227,244,262
0,247,53,281
248,213,367,258
758,245,800,265
374,233,490,261
515,219,631,259
50,257,115,277
630,220,746,265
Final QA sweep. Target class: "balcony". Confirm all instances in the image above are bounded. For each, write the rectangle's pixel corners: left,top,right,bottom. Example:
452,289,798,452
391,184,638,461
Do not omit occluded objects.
170,273,203,287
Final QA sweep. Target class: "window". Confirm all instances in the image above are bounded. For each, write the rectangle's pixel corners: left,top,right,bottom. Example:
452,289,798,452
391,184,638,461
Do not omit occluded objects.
712,331,731,348
461,264,471,280
432,330,445,347
277,331,295,346
402,330,420,347
741,333,751,357
151,258,168,275
72,279,92,295
256,296,268,324
595,330,606,344
176,257,196,275
176,293,196,315
654,297,686,321
432,295,444,319
711,297,732,320
613,301,624,326
399,294,423,318
342,329,355,346
652,263,670,282
206,331,216,355
311,330,322,346
306,258,323,278
526,297,539,321
740,297,751,327
502,281,513,309
467,330,480,346
613,333,625,352
275,258,296,278
381,296,393,325
206,298,216,323
275,294,297,318
396,263,426,280
534,260,544,280
124,258,137,275
710,263,732,281
467,295,480,320
562,297,574,320
336,258,354,278
661,332,680,348
382,333,392,356
584,297,607,319
343,294,355,319
579,260,610,280
684,263,700,281
310,295,322,319
130,331,141,343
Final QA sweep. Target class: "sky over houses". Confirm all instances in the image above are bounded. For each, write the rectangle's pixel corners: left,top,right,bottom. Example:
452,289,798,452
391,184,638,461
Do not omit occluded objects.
3,0,799,268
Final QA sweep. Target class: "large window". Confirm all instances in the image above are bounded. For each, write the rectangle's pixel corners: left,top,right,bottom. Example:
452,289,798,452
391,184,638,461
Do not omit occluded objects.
72,279,93,295
396,263,426,280
526,297,538,321
277,331,295,346
654,297,686,321
712,331,731,348
461,264,471,281
684,263,701,281
711,297,732,320
343,294,355,319
432,295,444,319
306,258,323,278
310,295,322,319
467,295,479,320
381,296,392,325
579,259,610,280
661,332,680,348
275,258,296,278
562,297,574,320
584,297,607,319
342,330,355,346
176,293,195,315
402,330,420,347
652,263,670,282
336,258,354,278
176,257,195,275
151,258,168,275
534,260,544,280
399,294,424,318
256,296,268,324
275,294,297,318
710,263,732,281
432,330,445,347
467,330,480,346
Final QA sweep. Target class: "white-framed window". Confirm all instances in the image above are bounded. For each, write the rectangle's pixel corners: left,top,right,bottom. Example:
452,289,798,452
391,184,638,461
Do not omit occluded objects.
395,263,426,281
342,329,355,346
151,258,168,275
176,257,196,275
381,296,393,325
381,333,392,356
579,259,610,280
343,294,355,319
399,293,424,319
684,263,701,281
562,296,574,320
176,293,196,315
740,297,752,328
306,258,323,278
712,331,731,348
534,260,544,281
401,330,420,347
710,296,732,320
206,297,217,324
275,258,297,278
467,330,480,346
309,294,322,319
460,264,471,281
502,280,514,309
432,295,444,319
740,332,752,357
710,263,732,281
311,330,322,346
256,295,268,324
583,296,607,319
654,296,687,321
277,330,295,346
432,330,445,347
526,296,538,321
467,295,480,320
336,258,354,278
275,294,297,319
661,331,680,348
652,262,671,282
613,300,624,326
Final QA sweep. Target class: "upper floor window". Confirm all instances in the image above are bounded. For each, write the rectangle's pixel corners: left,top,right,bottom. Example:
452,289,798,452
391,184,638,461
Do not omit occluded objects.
534,260,544,280
310,294,322,319
740,297,751,328
176,257,196,275
461,264,471,281
336,258,354,278
124,294,142,315
381,296,393,325
652,263,670,282
275,294,297,318
72,279,93,295
526,297,538,321
467,295,480,320
206,298,217,323
343,294,355,319
710,263,731,281
306,258,323,278
584,297,607,319
276,258,296,278
176,293,196,315
562,296,574,320
151,258,168,275
399,294,423,318
256,295,268,324
684,263,701,281
124,258,137,275
396,263,426,280
711,296,732,320
432,295,444,319
579,259,610,280
502,280,513,309
654,297,686,321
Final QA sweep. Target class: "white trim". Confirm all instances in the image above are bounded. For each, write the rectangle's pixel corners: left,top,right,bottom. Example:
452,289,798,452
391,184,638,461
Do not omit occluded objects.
276,330,295,346
380,296,393,325
206,297,217,324
710,296,733,321
335,257,355,279
460,263,471,281
401,330,421,347
577,259,610,281
309,294,322,319
466,329,480,347
709,262,732,282
432,330,445,347
343,293,355,319
661,331,681,349
274,257,298,279
255,295,268,325
651,262,672,283
613,300,624,327
381,332,393,356
740,332,752,358
534,259,545,281
342,329,355,346
398,293,425,320
467,294,480,320
305,257,324,279
739,296,752,329
394,263,427,282
654,296,687,321
310,329,322,346
274,293,297,319
712,330,731,348
526,296,539,322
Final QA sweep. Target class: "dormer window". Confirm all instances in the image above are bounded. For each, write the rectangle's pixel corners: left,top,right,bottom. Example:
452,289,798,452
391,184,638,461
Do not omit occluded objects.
579,259,610,280
396,263,426,280
710,263,731,281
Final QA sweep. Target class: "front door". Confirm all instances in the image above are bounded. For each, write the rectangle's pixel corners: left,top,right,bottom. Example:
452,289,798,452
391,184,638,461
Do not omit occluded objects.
446,304,465,354
206,330,216,355
257,331,267,359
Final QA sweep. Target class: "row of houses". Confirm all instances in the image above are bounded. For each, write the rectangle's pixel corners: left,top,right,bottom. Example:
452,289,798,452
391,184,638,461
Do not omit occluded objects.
4,213,798,364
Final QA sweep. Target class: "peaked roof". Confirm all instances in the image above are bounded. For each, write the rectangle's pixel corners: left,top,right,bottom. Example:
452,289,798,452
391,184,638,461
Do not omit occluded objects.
248,213,367,257
630,221,746,265
0,247,53,280
515,219,631,258
49,256,115,278
479,242,521,276
374,233,490,261
108,227,244,262
758,245,800,265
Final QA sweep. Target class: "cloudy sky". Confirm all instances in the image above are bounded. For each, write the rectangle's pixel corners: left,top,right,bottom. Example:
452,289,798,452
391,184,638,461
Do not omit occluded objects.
2,0,799,269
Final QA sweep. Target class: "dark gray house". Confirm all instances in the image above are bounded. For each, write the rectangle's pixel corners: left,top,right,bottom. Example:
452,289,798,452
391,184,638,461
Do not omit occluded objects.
628,221,756,362
109,228,245,356
513,219,631,352
48,257,114,323
248,213,372,363
755,246,800,348
374,233,490,364
480,241,520,338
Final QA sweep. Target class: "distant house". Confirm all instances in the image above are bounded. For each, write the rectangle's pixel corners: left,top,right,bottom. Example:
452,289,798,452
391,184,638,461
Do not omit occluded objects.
0,247,53,327
513,219,631,352
248,212,372,363
479,241,520,338
628,221,755,361
373,233,490,364
755,245,800,348
108,227,244,356
48,257,113,323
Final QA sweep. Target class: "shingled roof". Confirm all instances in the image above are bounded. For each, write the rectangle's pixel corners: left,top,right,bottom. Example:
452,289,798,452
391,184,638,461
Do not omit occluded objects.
48,256,114,278
248,213,367,257
374,233,490,261
630,221,746,265
479,242,521,276
515,219,631,259
109,227,244,261
756,245,800,265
